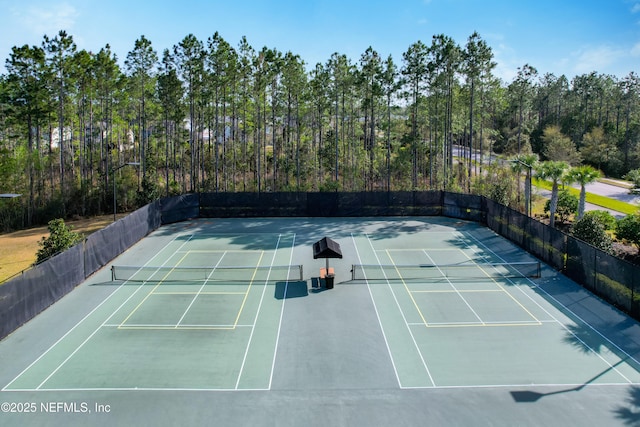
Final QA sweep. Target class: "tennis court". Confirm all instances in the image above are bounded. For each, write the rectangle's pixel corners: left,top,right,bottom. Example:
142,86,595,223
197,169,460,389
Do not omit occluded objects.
2,217,640,426
4,230,301,391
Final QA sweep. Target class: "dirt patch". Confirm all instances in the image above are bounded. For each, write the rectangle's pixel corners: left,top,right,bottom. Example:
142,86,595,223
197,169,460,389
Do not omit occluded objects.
0,215,116,283
612,242,640,264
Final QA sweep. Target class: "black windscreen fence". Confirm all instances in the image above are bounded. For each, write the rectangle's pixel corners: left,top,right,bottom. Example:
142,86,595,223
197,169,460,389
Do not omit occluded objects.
84,202,161,277
307,192,339,217
443,192,484,222
525,219,548,264
412,191,442,215
0,243,85,339
160,194,199,223
484,199,566,271
565,236,640,316
566,237,597,289
1,201,161,340
594,250,635,312
200,192,308,217
484,196,640,317
3,190,640,340
198,191,446,218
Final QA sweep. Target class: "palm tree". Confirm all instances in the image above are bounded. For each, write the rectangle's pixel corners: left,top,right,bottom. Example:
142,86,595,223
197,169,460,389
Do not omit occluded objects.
511,154,538,216
566,165,602,219
536,160,570,227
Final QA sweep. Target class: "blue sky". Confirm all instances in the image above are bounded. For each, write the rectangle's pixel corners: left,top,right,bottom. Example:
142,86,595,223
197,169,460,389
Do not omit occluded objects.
0,0,639,82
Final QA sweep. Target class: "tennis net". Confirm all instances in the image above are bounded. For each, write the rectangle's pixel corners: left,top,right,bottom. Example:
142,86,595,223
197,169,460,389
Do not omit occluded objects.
111,264,304,282
351,261,541,281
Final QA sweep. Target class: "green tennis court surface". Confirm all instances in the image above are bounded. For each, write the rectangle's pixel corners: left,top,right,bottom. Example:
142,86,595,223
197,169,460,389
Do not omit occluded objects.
2,217,640,426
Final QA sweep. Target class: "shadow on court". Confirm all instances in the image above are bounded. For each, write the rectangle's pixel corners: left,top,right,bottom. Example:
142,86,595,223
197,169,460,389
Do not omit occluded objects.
152,216,457,249
511,357,628,403
274,281,309,299
5,217,640,426
614,385,640,425
511,319,640,420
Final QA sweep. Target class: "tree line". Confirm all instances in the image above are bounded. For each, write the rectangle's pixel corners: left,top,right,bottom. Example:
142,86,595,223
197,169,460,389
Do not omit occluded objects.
0,30,639,230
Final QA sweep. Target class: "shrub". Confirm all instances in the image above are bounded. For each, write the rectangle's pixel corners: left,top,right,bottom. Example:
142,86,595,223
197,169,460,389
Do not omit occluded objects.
616,213,640,249
544,189,578,224
571,214,613,252
583,210,617,231
35,219,84,263
488,180,512,206
624,169,640,189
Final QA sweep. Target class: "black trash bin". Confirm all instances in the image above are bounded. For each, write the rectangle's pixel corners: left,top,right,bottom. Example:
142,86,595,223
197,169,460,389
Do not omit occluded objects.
325,274,335,289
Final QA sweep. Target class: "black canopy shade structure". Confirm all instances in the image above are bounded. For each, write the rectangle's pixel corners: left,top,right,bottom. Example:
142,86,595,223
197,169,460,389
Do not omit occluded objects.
313,237,343,272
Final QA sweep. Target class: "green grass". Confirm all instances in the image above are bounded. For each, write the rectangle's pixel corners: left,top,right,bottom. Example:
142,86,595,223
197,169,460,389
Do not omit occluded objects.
533,178,639,215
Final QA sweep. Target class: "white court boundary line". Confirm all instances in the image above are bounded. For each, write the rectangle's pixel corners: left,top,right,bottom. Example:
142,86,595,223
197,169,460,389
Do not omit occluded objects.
350,233,403,389
412,247,543,328
367,236,436,387
33,235,197,390
267,233,297,390
2,233,194,391
6,224,640,393
355,229,640,389
6,381,640,393
234,234,285,390
4,231,294,393
361,233,437,388
459,230,637,385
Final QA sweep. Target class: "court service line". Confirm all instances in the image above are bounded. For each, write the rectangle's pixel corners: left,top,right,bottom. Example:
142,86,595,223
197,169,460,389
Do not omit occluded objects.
175,249,265,254
461,231,637,384
152,291,246,295
232,251,265,330
235,234,285,390
117,248,198,328
418,250,485,325
411,289,504,293
6,386,271,392
379,248,460,252
408,321,545,328
35,235,197,390
103,323,254,328
351,234,403,389
447,239,543,325
366,234,436,388
107,326,239,330
2,234,193,391
175,253,227,328
385,250,431,328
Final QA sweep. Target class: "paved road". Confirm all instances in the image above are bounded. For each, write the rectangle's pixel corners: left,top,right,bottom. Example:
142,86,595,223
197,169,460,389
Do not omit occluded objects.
536,180,639,217
580,181,639,217
582,181,638,203
451,145,640,216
